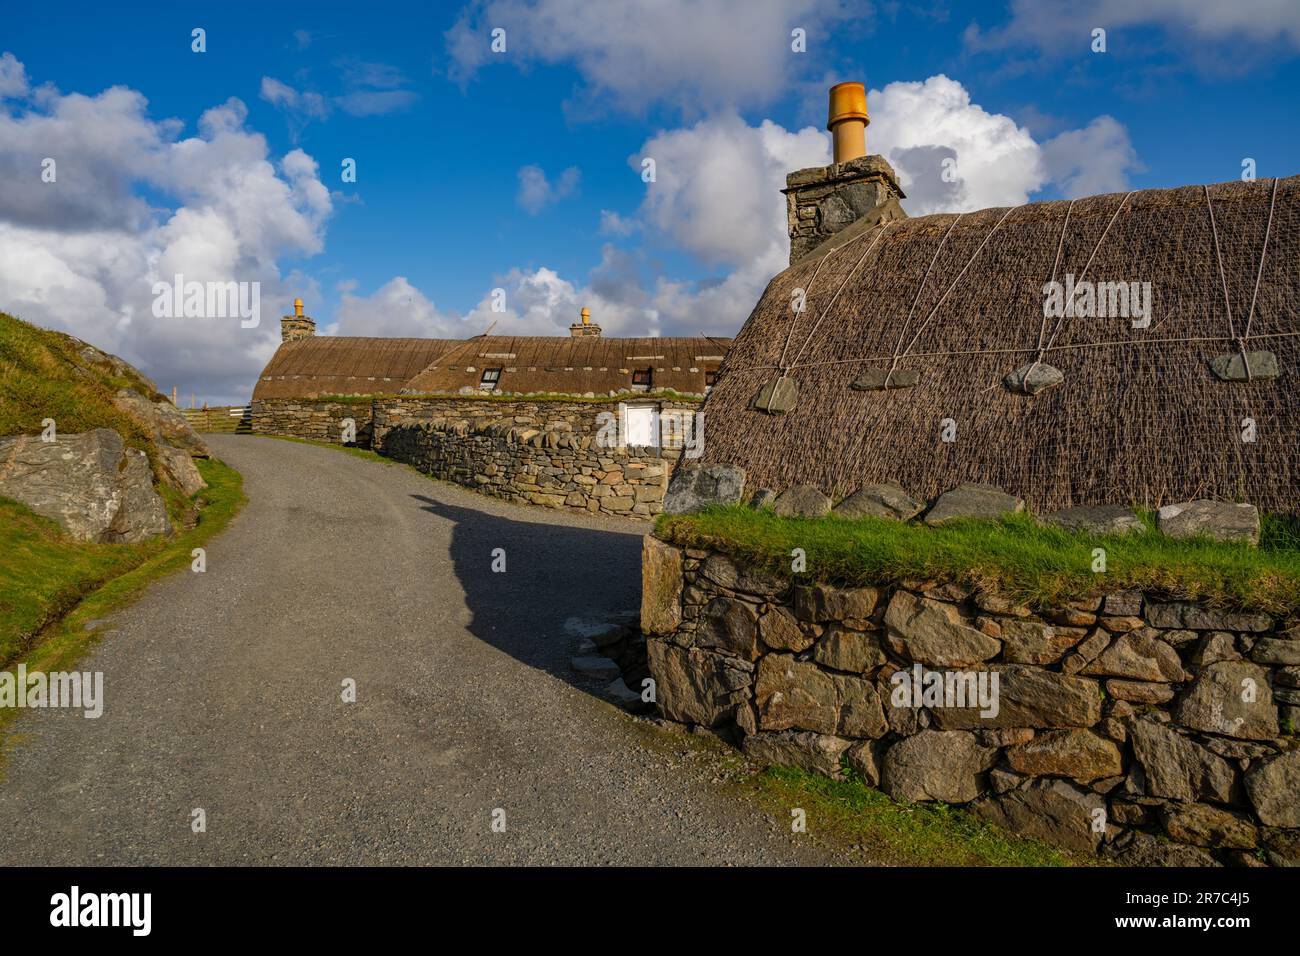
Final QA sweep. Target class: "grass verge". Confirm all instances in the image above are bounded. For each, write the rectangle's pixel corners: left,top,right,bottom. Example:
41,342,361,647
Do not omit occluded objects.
656,506,1300,614
738,764,1091,866
0,457,245,742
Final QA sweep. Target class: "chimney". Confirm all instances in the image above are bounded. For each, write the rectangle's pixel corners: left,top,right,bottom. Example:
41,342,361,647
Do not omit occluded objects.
782,82,907,265
569,306,602,338
280,297,316,342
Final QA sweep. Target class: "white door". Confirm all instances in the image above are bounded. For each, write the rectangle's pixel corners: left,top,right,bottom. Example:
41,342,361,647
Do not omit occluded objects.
624,404,657,447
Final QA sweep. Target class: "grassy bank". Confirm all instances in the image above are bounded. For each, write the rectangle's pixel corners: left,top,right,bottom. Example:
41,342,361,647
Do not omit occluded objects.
742,765,1088,866
656,506,1300,614
0,458,244,714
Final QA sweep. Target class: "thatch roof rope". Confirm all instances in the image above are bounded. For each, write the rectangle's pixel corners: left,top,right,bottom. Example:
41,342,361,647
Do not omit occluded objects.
761,328,1300,373
888,212,963,374
1034,190,1135,368
1206,177,1280,381
893,203,1019,367
1027,199,1075,377
780,221,891,372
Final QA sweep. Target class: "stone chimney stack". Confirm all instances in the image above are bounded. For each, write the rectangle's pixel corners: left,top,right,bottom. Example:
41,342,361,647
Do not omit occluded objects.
281,297,316,342
569,306,602,338
782,82,907,265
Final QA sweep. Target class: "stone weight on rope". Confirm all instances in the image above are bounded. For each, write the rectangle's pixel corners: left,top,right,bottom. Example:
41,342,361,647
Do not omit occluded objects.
1209,351,1279,382
1004,362,1064,395
850,368,919,390
752,376,798,414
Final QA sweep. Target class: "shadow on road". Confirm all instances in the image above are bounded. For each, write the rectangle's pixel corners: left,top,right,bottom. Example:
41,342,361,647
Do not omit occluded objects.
411,493,643,695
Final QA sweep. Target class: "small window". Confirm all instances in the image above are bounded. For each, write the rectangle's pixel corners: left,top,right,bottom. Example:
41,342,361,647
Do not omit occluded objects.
705,370,718,389
631,368,653,389
480,368,502,392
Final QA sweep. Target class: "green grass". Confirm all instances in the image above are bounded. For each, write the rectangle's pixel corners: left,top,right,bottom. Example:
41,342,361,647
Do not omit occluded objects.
657,506,1300,614
0,457,244,745
743,764,1089,866
0,311,164,468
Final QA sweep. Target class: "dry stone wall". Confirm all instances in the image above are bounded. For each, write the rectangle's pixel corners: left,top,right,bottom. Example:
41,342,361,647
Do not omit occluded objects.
642,536,1300,866
372,397,697,519
251,399,372,446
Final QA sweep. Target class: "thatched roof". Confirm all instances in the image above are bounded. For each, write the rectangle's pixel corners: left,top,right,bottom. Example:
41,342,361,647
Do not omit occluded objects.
401,335,731,396
253,336,461,400
697,175,1300,514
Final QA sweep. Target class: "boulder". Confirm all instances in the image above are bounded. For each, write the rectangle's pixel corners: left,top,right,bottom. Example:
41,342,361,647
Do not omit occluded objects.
1189,632,1241,667
1209,350,1279,382
570,656,621,681
850,368,919,390
1174,661,1278,740
755,654,839,734
1004,729,1123,782
1144,601,1272,632
845,740,882,786
999,620,1084,665
1043,504,1144,535
832,673,888,739
748,488,777,510
751,376,798,414
772,484,831,518
931,666,1102,730
662,463,745,514
1107,832,1220,867
1105,680,1175,704
972,779,1105,854
1159,803,1257,849
882,730,993,804
883,590,1000,666
1244,748,1300,827
696,596,760,659
646,639,753,727
112,387,212,458
742,731,851,778
794,583,879,622
813,626,886,674
1156,499,1260,545
1250,637,1300,666
640,536,683,635
1081,630,1187,682
924,483,1024,526
1128,719,1237,803
1003,362,1064,395
757,607,813,652
833,482,924,521
0,429,171,543
699,552,785,598
156,444,205,496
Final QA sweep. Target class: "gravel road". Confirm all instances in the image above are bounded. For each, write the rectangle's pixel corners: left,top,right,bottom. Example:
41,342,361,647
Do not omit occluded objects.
0,436,861,865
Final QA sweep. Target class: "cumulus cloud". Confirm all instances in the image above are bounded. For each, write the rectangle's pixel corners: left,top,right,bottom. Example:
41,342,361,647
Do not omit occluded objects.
1040,115,1143,198
0,52,28,98
0,57,333,403
261,60,419,135
444,0,860,116
598,209,638,236
332,277,463,338
867,75,1047,214
516,164,581,213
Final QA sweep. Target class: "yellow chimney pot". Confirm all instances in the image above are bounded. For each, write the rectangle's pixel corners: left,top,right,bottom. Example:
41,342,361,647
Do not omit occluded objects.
827,82,869,164
294,297,304,318
581,307,590,325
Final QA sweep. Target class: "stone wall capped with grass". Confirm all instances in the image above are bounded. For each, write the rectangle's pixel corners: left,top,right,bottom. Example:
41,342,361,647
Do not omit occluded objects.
642,534,1300,866
251,398,374,446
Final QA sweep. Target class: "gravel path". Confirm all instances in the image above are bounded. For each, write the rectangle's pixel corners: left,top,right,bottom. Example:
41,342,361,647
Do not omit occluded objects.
0,436,861,865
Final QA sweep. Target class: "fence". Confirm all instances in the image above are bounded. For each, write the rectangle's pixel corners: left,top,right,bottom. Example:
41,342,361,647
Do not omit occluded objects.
182,406,252,434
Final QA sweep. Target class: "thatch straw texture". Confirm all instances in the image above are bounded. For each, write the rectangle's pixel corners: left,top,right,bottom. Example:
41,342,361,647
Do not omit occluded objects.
401,335,730,396
698,176,1300,514
253,336,461,399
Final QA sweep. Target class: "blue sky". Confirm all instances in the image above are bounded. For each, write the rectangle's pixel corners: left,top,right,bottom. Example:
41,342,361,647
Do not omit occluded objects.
1,0,1298,402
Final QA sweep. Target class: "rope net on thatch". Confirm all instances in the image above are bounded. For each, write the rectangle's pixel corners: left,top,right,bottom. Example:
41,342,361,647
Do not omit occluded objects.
699,175,1300,514
253,337,462,399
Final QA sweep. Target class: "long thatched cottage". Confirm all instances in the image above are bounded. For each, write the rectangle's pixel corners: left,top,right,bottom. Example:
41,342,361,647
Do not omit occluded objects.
687,83,1298,516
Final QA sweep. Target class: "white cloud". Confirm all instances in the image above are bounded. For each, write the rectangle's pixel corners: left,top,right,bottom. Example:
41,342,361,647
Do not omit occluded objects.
444,0,860,115
867,74,1046,214
1040,115,1143,198
0,52,28,98
635,113,828,267
598,209,638,236
0,58,333,404
966,0,1300,54
516,164,581,214
332,277,464,338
